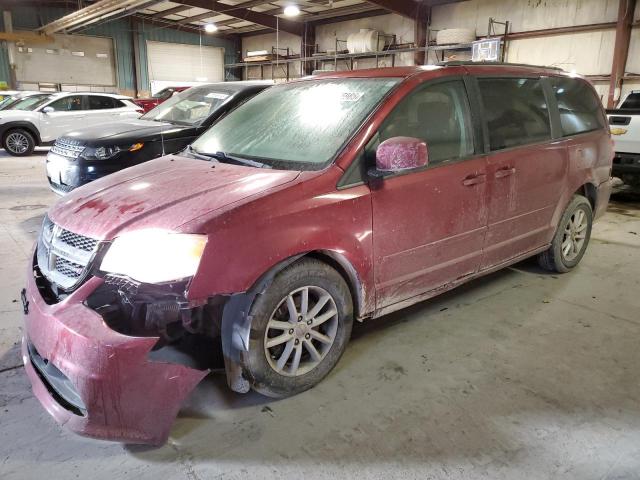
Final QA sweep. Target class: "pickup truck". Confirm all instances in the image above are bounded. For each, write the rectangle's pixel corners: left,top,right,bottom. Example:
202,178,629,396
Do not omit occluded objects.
608,90,640,187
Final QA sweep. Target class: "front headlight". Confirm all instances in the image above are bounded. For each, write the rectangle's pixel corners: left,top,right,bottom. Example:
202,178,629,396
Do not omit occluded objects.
81,145,123,160
100,230,207,284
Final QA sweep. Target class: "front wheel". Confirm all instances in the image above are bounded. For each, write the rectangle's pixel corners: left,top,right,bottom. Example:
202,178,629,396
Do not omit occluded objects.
244,258,353,398
3,129,35,156
538,194,593,273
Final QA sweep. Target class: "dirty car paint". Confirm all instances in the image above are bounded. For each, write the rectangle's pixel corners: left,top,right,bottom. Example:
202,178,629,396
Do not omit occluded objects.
23,65,613,445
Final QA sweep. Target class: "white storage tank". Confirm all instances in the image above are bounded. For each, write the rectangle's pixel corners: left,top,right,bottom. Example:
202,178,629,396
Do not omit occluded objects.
347,29,383,54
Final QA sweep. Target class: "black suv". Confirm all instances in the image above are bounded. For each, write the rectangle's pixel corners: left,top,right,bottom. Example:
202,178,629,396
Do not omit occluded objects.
45,82,271,194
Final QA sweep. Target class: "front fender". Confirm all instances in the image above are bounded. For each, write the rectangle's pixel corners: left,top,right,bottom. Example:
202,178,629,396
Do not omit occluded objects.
0,120,41,143
220,254,303,393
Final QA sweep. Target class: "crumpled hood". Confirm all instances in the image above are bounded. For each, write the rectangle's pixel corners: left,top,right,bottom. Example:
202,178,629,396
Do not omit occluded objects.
48,155,300,239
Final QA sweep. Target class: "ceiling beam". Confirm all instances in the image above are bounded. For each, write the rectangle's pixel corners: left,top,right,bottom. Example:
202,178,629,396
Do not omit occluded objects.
150,4,192,17
133,12,238,37
176,10,218,24
364,0,421,19
172,0,304,36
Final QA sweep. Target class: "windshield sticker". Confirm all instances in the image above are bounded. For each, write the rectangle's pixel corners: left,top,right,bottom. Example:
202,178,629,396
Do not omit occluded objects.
206,92,230,100
340,92,364,102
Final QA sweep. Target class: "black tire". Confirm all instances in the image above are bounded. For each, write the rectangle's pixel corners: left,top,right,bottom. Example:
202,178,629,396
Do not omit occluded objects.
3,128,36,156
244,258,353,398
538,194,593,273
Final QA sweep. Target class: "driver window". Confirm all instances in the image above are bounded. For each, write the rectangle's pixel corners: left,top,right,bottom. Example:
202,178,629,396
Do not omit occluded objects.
368,80,475,165
48,95,84,112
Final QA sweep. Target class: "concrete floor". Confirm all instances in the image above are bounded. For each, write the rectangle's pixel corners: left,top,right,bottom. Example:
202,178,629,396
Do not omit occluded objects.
1,150,640,480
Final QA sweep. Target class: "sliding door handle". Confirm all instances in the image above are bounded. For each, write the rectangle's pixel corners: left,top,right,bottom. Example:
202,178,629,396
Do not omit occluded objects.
495,167,516,179
462,174,486,186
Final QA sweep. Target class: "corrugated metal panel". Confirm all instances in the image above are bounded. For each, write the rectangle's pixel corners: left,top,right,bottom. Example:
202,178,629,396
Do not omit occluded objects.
0,5,239,93
507,30,616,76
431,0,618,36
0,14,11,87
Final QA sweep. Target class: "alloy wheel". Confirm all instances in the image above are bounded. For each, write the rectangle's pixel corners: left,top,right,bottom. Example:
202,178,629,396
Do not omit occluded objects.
6,132,29,154
561,208,588,262
264,286,339,377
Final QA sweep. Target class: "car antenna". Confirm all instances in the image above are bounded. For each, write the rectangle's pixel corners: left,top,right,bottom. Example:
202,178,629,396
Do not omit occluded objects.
160,121,166,156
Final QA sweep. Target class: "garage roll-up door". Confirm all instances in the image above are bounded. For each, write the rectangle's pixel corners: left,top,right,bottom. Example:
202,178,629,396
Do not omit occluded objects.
15,32,116,87
146,41,224,84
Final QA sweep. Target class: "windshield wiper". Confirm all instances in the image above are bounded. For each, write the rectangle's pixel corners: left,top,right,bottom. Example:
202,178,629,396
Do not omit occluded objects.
207,151,270,169
183,145,218,161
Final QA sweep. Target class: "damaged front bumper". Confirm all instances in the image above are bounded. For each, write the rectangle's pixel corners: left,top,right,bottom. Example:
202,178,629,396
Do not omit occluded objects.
22,270,208,445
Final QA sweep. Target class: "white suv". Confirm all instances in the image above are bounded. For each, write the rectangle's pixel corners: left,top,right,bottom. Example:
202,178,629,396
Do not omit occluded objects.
0,92,142,156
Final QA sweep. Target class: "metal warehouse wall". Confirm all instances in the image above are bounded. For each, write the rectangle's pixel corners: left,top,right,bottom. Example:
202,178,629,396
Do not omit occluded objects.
430,0,639,104
0,14,10,86
0,5,240,96
239,12,416,81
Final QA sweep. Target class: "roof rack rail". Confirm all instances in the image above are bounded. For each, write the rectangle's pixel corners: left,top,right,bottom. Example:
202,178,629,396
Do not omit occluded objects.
436,61,564,71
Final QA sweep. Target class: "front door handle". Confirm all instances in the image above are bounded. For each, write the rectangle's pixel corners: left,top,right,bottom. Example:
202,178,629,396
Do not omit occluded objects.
462,173,486,186
495,167,516,179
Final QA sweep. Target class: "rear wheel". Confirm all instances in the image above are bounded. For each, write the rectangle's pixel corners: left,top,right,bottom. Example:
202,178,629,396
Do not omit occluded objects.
3,129,35,156
538,194,593,273
244,259,353,398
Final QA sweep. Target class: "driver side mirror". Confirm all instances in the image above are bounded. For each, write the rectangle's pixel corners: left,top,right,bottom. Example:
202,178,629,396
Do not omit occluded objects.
369,136,429,179
42,106,54,114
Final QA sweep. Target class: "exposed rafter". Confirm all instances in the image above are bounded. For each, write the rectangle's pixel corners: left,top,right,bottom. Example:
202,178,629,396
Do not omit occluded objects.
172,0,304,36
150,4,192,17
364,0,421,19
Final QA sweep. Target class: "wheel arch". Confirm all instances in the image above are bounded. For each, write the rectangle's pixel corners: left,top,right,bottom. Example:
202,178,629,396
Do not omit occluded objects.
220,250,366,394
575,183,597,210
0,121,42,145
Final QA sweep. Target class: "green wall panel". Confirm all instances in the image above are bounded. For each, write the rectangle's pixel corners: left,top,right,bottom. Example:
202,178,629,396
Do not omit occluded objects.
0,6,240,92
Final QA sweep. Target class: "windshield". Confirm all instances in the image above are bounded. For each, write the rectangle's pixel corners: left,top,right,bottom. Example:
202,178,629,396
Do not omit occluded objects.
620,92,640,110
153,87,175,99
141,86,230,125
12,94,53,111
0,96,18,110
191,77,400,170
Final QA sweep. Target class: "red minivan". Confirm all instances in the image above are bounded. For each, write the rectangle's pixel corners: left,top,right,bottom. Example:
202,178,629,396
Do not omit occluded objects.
22,64,613,444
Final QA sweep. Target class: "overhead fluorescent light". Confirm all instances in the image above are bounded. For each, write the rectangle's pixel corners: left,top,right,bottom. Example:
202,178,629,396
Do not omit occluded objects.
284,5,300,16
204,23,217,33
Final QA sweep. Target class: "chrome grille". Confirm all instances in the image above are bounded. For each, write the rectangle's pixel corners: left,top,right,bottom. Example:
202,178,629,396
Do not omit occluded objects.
59,229,98,252
50,137,85,159
36,217,99,291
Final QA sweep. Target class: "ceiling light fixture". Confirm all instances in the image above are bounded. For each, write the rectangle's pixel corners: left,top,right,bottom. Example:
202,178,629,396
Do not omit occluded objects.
204,23,217,33
284,5,301,16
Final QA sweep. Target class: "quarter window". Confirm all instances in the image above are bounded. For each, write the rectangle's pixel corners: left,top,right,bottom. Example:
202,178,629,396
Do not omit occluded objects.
478,78,551,151
551,77,605,136
376,80,475,164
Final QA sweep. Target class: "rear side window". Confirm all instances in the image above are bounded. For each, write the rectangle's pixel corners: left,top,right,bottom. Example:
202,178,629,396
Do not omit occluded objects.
89,96,122,109
478,77,551,151
620,92,640,110
551,78,605,136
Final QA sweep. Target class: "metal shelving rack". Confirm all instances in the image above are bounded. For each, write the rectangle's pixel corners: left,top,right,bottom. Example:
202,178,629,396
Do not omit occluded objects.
226,44,474,81
227,18,511,81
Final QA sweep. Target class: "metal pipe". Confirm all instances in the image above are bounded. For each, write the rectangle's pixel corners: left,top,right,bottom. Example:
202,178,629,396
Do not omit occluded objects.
67,0,160,32
40,0,156,34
